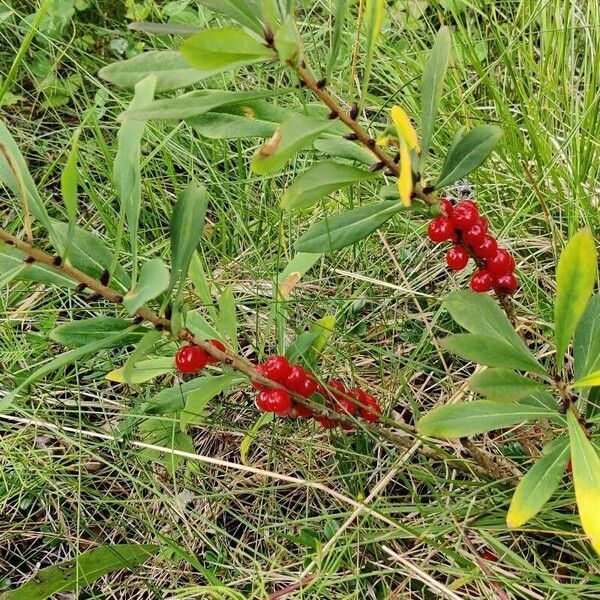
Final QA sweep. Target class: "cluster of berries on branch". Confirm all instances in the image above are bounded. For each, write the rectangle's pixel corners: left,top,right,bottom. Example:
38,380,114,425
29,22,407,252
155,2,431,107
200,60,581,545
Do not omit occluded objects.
175,339,226,373
427,199,518,295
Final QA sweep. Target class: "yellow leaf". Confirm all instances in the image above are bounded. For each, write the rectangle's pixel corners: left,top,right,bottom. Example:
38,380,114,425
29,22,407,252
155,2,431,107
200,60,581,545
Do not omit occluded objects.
391,105,419,151
397,137,412,207
568,410,600,555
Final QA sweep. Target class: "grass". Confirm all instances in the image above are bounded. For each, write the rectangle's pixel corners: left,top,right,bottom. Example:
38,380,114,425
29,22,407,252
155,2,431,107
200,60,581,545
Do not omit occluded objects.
1,0,600,598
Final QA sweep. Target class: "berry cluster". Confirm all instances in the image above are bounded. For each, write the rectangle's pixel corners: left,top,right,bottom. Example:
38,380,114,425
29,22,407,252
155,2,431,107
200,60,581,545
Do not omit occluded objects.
175,339,226,374
252,355,382,429
427,199,518,295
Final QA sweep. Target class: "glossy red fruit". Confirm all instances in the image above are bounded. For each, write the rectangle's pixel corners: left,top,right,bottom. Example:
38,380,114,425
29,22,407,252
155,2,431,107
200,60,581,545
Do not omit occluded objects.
470,269,494,293
494,272,518,295
439,198,453,217
476,216,489,233
446,245,469,271
264,355,292,383
315,415,338,429
252,364,271,390
480,550,498,562
290,403,313,418
462,222,487,246
285,365,310,393
450,201,478,230
298,376,318,398
176,345,209,374
427,216,455,243
487,249,516,276
360,393,381,422
473,235,497,260
206,339,226,364
256,388,291,415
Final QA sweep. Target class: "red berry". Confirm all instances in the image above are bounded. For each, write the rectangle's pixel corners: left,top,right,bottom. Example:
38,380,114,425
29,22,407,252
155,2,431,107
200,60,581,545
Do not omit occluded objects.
470,269,494,293
439,198,453,216
487,249,516,276
285,365,310,393
427,216,455,243
263,355,292,383
252,364,271,390
462,222,486,246
290,403,313,418
206,339,226,364
256,388,291,415
480,550,498,562
315,415,338,429
328,379,346,394
176,345,209,374
473,235,497,260
476,216,489,232
446,245,469,271
360,393,381,422
298,377,318,398
451,201,478,230
494,272,518,295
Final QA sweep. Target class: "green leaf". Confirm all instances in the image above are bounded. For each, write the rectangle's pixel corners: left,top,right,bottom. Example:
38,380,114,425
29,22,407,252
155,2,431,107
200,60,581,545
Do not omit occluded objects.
0,120,60,252
180,374,241,430
0,544,159,600
434,125,503,190
120,89,285,122
420,26,451,171
285,331,320,364
50,317,146,347
99,51,216,92
567,410,600,555
274,15,300,63
575,294,600,380
189,253,218,320
280,162,377,211
198,0,263,32
251,114,332,174
106,357,174,384
122,330,164,385
506,437,570,528
294,201,403,253
442,333,545,373
308,315,335,359
217,286,238,351
416,400,555,438
314,136,377,165
359,0,385,108
186,310,222,341
443,291,545,374
469,368,546,403
188,100,286,139
123,258,170,315
169,182,208,296
180,28,274,71
327,0,349,76
138,416,195,474
555,229,598,364
240,411,274,464
277,251,321,299
114,75,156,283
573,370,600,388
60,129,79,261
2,329,134,411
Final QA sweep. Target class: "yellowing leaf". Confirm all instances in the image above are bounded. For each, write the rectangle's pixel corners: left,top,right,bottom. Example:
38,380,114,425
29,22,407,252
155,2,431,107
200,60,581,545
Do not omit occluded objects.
391,106,419,151
568,410,600,555
397,137,412,207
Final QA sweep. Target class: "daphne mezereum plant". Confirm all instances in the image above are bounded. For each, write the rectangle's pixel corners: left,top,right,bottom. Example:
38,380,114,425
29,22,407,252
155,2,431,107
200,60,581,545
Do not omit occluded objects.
0,0,599,577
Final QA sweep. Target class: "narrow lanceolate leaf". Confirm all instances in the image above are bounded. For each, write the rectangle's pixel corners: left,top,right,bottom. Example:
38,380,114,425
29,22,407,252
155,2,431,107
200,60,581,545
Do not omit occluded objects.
568,410,600,555
507,437,570,528
360,0,385,107
420,26,451,171
217,286,238,351
50,317,146,348
469,368,546,403
251,115,332,175
274,15,300,63
198,0,262,32
123,259,170,315
416,400,555,438
442,333,544,373
327,0,349,76
180,28,275,71
169,182,208,296
60,129,79,260
120,89,286,122
314,136,377,165
294,201,402,253
0,544,159,600
434,125,503,190
99,51,217,92
574,370,600,388
0,120,60,252
277,252,322,299
397,137,412,207
280,162,377,211
574,294,600,380
114,75,156,284
1,243,73,288
106,357,174,385
444,291,545,374
122,330,163,385
555,229,598,365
